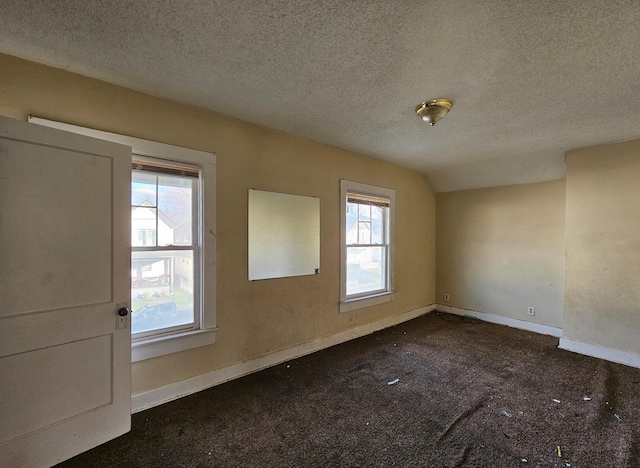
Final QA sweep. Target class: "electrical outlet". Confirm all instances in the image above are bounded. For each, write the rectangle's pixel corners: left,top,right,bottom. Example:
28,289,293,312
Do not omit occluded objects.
444,293,450,301
527,306,535,316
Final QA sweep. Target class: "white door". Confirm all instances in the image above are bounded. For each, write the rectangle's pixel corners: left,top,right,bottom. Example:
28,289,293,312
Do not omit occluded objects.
0,116,131,467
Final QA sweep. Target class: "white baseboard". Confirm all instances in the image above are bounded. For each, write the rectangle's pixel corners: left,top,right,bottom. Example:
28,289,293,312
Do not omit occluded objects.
436,304,563,338
559,337,640,369
132,304,435,413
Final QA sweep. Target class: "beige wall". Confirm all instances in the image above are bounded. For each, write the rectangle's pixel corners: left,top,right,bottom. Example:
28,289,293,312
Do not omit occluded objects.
565,139,640,355
436,180,566,327
0,54,436,393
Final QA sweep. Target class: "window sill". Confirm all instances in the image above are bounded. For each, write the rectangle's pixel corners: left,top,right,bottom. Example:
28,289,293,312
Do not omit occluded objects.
131,328,218,362
339,292,394,313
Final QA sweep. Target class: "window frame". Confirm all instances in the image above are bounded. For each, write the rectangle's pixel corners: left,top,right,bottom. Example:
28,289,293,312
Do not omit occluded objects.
28,117,217,362
339,180,395,313
130,159,201,339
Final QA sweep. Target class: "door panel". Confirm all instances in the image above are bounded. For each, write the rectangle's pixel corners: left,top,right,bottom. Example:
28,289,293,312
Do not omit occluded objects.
0,335,112,442
0,116,131,467
1,140,113,314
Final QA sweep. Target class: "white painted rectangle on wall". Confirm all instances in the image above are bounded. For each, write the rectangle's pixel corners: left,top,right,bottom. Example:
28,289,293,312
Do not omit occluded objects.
248,189,320,280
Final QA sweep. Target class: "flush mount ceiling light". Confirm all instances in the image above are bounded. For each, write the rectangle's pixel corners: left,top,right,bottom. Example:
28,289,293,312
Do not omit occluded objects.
415,99,453,126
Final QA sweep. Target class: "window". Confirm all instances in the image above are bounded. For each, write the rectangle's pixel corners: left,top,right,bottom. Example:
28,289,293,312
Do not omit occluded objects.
136,229,157,247
27,117,217,362
130,158,199,337
340,180,395,312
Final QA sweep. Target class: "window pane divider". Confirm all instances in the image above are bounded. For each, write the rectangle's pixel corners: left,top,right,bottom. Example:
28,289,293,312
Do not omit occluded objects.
154,175,159,247
346,243,386,248
132,245,196,252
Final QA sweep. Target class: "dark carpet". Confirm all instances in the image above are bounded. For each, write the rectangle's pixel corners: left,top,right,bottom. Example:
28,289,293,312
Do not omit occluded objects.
57,312,640,467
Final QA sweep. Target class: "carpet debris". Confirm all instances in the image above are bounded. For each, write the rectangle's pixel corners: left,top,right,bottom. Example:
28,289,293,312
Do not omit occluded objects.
614,413,621,420
583,396,591,401
557,445,562,457
501,410,512,417
521,458,527,463
553,399,561,404
387,378,399,385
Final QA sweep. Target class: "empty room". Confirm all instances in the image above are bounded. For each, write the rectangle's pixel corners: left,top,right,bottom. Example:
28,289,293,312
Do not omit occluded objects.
1,1,640,467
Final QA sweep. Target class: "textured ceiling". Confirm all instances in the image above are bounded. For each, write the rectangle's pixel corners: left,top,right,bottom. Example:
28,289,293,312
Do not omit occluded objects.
1,0,639,192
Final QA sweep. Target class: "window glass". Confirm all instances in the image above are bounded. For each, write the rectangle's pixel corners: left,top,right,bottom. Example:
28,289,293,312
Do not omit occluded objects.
132,171,157,206
131,167,198,336
371,206,383,244
157,175,193,246
344,189,391,300
131,207,157,246
346,246,386,295
131,250,194,334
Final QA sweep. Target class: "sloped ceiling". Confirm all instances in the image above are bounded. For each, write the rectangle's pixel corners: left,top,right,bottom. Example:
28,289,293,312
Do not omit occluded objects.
1,0,639,191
